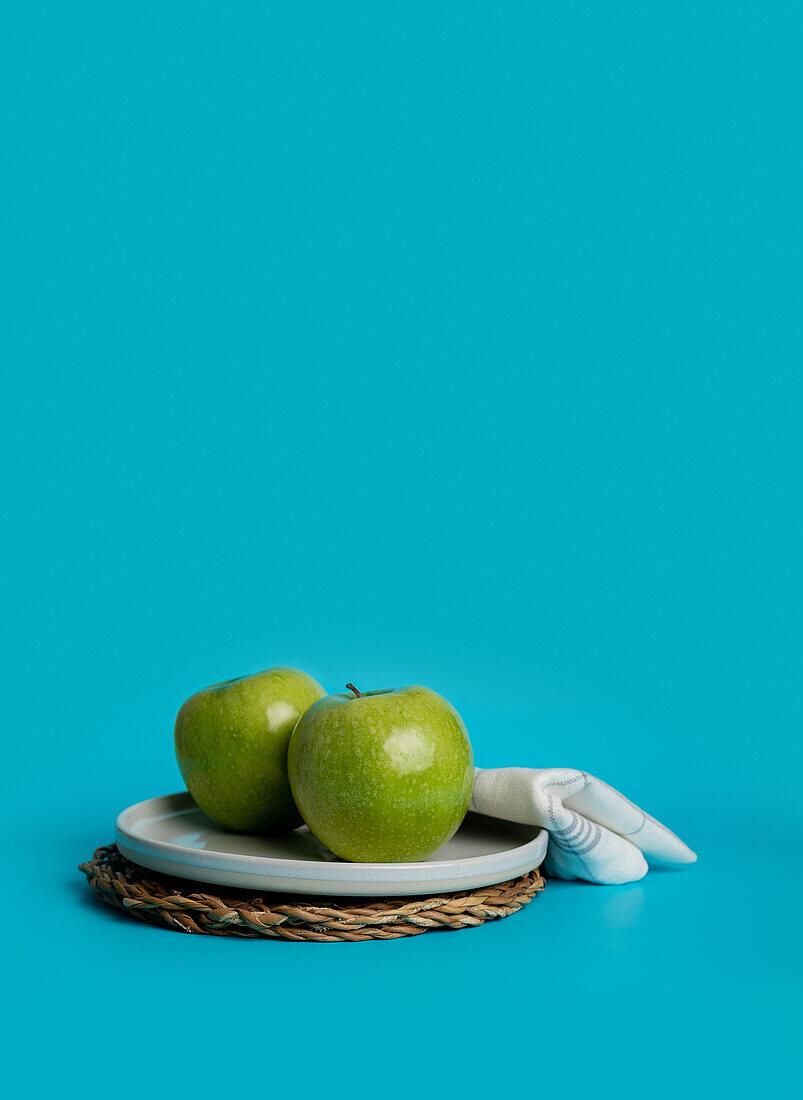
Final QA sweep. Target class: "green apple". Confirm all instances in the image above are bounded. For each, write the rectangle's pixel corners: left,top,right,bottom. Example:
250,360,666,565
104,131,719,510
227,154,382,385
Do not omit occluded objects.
288,684,474,862
174,666,326,833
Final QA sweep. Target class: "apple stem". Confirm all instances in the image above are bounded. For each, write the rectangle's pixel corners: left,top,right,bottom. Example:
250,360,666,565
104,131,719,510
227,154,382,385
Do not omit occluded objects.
346,683,363,698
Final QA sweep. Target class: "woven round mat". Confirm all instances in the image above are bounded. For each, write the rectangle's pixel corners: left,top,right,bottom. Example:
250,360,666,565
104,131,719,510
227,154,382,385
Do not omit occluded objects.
79,844,545,942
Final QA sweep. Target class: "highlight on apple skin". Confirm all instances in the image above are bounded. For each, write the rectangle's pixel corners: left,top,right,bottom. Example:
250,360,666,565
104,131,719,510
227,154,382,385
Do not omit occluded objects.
174,666,326,834
288,683,475,862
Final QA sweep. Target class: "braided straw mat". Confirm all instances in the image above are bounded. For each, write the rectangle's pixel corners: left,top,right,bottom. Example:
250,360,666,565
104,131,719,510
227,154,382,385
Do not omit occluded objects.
79,844,545,942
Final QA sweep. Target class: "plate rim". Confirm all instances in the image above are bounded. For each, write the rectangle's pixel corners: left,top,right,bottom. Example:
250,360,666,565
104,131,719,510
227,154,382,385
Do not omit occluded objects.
116,791,546,888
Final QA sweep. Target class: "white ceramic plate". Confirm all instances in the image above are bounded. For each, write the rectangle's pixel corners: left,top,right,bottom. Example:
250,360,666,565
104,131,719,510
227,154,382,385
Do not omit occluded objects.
116,792,547,896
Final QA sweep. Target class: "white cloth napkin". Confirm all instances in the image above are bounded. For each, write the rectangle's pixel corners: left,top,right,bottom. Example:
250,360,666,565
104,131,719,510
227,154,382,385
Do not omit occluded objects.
470,767,697,884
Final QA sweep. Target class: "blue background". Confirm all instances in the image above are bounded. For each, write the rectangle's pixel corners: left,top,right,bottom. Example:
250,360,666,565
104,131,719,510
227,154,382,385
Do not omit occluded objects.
2,3,799,1095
